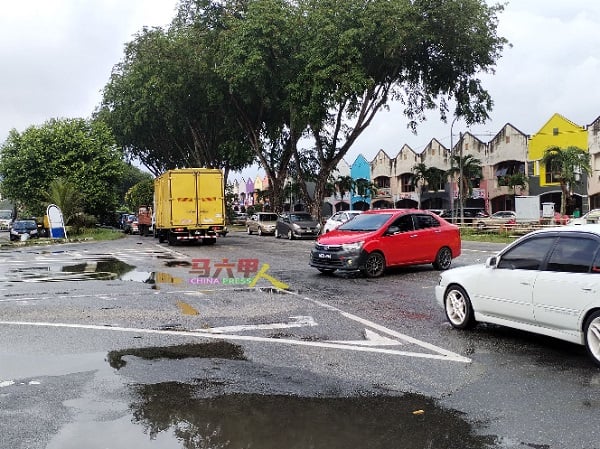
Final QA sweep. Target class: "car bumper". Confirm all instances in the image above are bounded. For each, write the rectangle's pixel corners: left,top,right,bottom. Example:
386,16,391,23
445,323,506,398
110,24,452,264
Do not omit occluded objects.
309,248,365,271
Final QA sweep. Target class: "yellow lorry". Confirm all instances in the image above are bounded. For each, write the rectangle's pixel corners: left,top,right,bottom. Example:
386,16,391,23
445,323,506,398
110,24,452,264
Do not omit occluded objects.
154,168,226,245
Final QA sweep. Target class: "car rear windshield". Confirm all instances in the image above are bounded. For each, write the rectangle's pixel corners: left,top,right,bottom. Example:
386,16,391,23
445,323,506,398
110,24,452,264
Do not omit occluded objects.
260,214,278,221
13,221,37,230
338,213,392,231
289,214,312,221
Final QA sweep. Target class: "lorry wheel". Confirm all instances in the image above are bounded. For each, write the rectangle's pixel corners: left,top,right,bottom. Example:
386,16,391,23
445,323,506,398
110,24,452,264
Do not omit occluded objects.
205,238,216,245
168,232,177,246
158,232,165,243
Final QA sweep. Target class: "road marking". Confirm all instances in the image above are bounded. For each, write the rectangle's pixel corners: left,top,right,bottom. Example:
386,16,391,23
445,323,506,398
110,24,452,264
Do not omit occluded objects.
176,300,200,315
297,292,468,361
196,316,318,334
0,320,471,363
328,329,402,347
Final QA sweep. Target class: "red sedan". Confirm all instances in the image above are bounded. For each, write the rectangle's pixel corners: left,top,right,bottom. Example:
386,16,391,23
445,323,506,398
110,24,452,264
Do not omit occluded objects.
309,209,461,277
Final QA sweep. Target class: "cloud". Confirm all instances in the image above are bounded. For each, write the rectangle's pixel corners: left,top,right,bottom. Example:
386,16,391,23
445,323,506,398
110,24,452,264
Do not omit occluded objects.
0,1,177,140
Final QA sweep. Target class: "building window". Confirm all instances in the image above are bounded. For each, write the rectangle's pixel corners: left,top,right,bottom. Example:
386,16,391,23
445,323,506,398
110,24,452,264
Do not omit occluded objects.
400,174,412,192
553,127,559,136
375,177,390,188
545,161,561,183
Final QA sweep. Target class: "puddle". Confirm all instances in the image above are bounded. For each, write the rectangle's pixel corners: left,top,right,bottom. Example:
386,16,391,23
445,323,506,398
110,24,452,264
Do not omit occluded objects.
126,385,497,449
1,348,498,448
1,257,174,284
107,342,247,369
164,260,191,267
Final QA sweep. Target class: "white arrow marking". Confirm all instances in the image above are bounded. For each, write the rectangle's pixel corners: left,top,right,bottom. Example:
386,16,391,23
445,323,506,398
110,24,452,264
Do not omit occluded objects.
328,328,402,347
194,315,318,334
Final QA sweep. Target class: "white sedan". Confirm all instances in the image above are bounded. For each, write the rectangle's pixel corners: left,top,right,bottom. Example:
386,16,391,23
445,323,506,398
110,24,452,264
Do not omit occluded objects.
321,210,362,234
436,225,600,366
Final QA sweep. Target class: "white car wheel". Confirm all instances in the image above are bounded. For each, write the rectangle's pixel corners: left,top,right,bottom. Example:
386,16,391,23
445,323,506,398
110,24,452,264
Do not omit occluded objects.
444,285,476,329
584,311,600,366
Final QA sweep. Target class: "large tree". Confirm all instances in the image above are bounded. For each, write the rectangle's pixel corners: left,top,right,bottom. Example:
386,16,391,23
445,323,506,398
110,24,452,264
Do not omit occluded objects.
0,118,125,221
541,146,591,216
289,0,507,219
99,16,256,181
101,0,506,218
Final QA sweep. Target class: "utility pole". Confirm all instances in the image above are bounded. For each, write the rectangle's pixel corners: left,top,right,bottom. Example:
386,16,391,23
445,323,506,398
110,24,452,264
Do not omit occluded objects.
459,132,464,226
450,116,458,223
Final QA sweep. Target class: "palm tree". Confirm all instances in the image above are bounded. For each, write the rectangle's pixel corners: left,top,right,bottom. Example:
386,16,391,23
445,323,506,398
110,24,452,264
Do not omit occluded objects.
426,167,448,193
505,171,528,198
448,154,483,223
411,163,429,209
334,175,355,208
44,177,82,225
353,178,378,210
541,145,591,216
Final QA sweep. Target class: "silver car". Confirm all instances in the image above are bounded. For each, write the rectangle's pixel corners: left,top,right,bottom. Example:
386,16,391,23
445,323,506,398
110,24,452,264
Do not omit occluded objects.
246,212,278,236
436,225,600,366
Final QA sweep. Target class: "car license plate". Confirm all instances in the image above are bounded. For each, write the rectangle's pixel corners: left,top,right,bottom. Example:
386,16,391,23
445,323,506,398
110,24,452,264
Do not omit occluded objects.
318,253,331,259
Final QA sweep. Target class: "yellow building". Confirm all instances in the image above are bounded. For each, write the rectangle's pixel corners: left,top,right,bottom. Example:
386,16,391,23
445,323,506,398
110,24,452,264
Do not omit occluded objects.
528,113,588,187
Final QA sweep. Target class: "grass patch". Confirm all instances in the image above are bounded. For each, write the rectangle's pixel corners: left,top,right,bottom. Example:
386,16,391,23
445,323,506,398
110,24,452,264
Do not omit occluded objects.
69,227,125,241
460,227,515,244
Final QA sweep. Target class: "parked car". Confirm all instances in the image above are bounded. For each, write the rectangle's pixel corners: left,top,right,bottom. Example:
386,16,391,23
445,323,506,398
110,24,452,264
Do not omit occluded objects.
475,210,517,230
310,209,461,278
321,210,362,234
436,225,600,366
246,212,279,235
122,214,139,234
568,209,600,225
275,212,321,239
0,209,14,230
232,212,248,226
440,208,488,223
9,219,39,241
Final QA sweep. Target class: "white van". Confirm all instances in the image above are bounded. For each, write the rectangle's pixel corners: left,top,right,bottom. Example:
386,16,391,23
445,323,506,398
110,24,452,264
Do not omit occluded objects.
0,210,13,230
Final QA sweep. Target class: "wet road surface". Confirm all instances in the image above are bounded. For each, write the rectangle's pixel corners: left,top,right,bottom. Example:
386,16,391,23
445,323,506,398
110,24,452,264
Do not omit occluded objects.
0,233,598,448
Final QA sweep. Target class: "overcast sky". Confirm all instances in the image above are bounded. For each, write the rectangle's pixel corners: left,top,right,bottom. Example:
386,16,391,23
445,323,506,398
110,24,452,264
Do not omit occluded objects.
2,1,599,175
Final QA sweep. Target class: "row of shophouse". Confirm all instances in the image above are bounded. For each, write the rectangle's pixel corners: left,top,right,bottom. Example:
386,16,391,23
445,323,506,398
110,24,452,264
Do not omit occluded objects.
232,113,600,217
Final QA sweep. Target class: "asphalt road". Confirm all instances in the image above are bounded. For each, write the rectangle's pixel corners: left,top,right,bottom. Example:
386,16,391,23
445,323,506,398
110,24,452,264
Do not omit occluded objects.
0,231,598,449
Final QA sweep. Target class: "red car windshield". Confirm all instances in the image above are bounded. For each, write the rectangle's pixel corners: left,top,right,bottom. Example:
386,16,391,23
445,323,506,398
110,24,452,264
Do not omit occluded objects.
338,213,393,231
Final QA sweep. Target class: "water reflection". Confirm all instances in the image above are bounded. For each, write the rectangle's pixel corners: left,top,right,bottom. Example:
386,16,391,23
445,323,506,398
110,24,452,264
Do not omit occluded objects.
127,384,497,449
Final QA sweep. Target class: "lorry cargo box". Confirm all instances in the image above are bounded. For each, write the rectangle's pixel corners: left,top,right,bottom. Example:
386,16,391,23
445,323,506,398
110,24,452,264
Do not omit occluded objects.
154,168,225,245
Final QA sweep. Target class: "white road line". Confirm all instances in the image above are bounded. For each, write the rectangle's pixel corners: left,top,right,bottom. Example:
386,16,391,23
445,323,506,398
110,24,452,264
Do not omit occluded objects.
0,320,469,362
284,290,471,362
196,316,318,334
328,329,402,347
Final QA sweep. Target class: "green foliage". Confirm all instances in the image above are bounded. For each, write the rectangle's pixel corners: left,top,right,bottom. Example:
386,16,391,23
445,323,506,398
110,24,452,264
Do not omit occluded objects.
117,165,153,209
69,213,99,234
124,179,154,211
0,118,125,221
99,18,256,176
99,0,506,220
448,154,483,197
44,177,83,225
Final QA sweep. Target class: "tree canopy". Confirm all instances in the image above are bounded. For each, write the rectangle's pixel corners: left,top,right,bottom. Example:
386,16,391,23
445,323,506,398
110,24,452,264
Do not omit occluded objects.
0,118,125,221
100,0,507,217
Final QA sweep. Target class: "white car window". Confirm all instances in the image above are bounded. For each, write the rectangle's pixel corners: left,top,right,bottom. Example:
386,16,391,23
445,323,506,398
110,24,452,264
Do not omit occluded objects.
497,236,556,270
546,237,599,273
